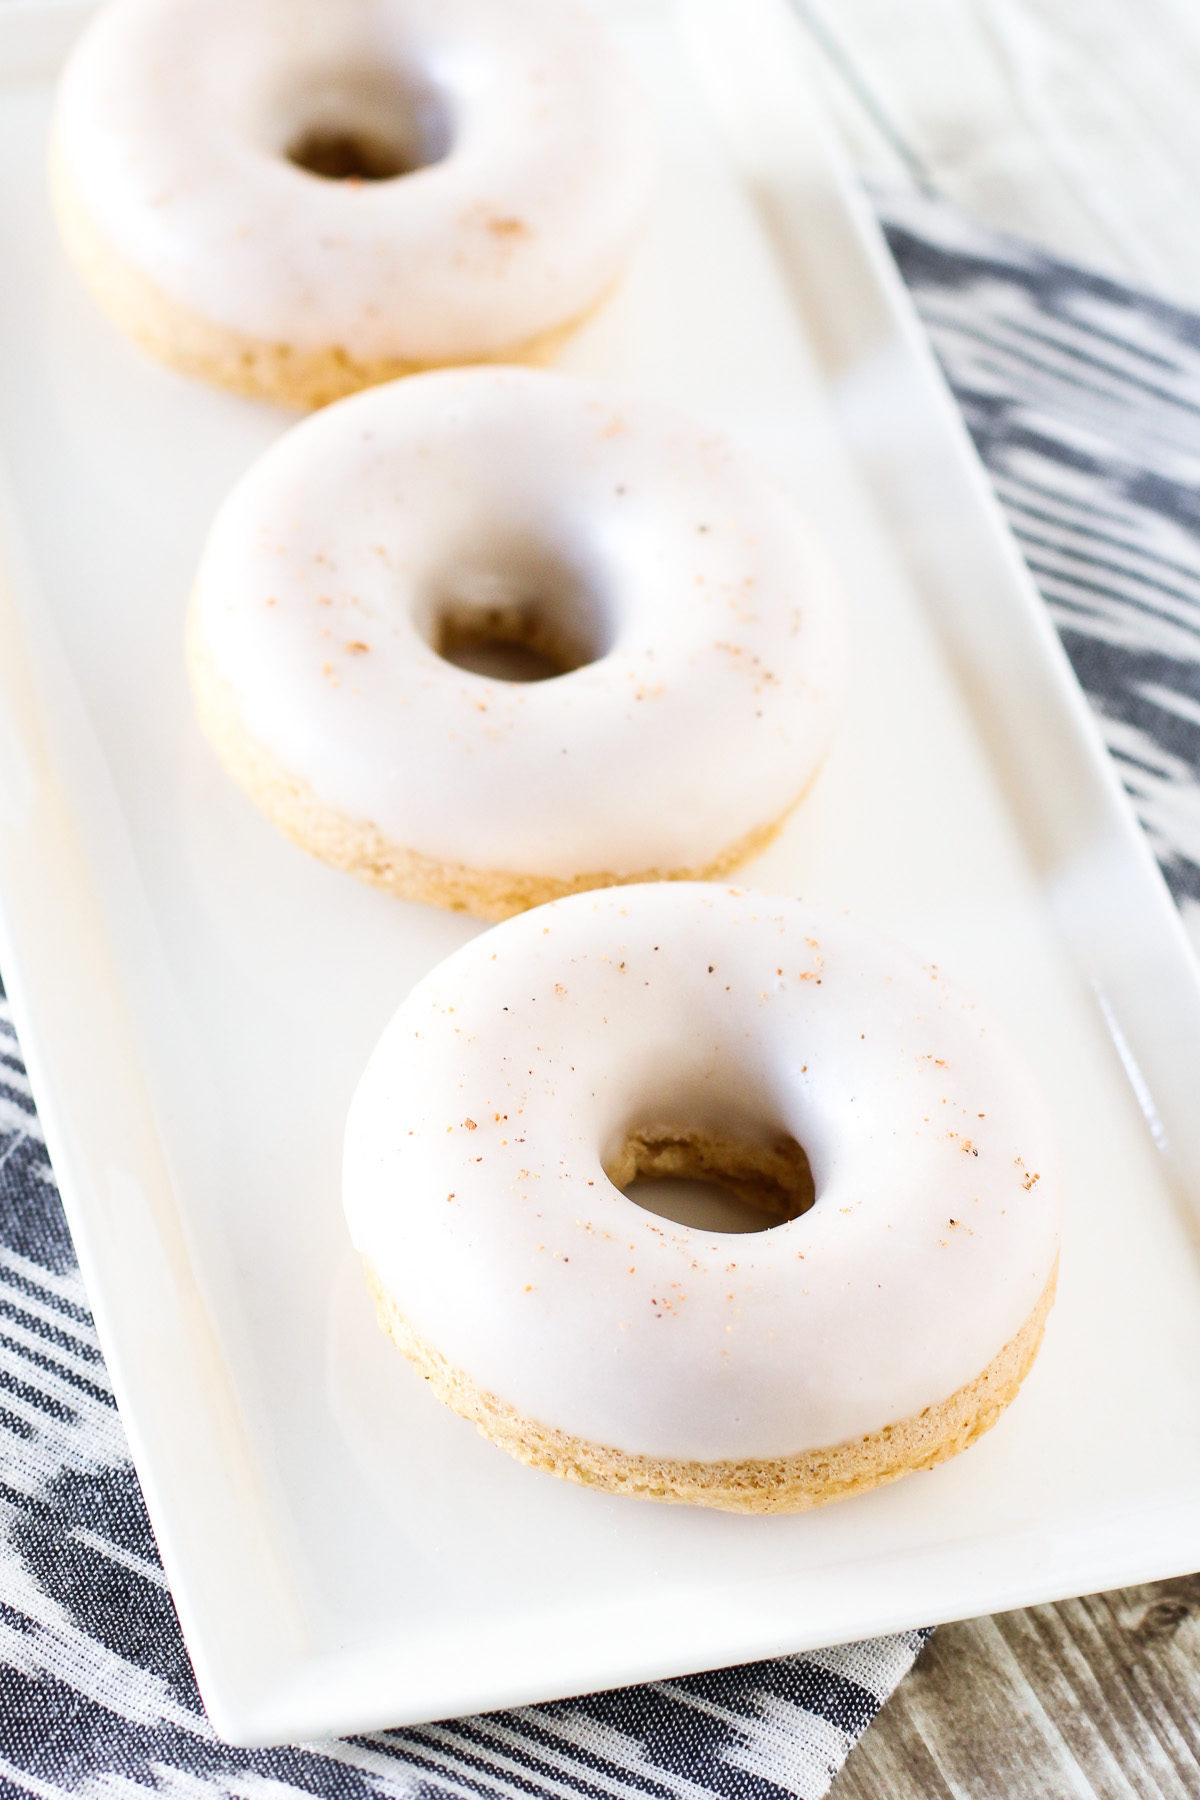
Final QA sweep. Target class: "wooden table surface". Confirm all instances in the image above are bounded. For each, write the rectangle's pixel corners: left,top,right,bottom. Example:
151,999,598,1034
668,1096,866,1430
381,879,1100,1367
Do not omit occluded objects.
832,1578,1200,1798
792,0,1200,307
791,3,1200,1794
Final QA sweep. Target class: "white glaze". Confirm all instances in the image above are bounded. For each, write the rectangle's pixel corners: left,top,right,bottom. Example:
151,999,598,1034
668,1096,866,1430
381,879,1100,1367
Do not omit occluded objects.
53,0,654,360
344,884,1062,1462
191,366,848,878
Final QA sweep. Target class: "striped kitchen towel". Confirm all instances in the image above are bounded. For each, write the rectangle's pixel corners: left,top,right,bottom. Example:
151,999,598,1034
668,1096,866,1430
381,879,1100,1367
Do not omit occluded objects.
877,185,1200,933
0,189,1198,1800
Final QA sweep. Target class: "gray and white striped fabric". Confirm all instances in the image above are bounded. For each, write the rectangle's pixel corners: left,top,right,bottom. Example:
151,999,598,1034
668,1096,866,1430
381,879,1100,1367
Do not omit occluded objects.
0,188,1198,1800
878,186,1200,941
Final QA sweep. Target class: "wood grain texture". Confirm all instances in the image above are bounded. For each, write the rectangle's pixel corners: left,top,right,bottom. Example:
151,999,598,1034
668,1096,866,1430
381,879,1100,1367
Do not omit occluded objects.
792,0,1200,305
832,1577,1200,1799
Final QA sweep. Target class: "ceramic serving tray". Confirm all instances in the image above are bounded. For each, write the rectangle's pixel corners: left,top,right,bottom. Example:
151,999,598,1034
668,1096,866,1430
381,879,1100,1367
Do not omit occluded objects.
2,0,1200,1748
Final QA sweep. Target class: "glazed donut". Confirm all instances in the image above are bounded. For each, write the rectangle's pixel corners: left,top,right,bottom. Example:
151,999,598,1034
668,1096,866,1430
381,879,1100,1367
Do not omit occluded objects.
344,884,1062,1512
51,0,654,406
188,367,849,919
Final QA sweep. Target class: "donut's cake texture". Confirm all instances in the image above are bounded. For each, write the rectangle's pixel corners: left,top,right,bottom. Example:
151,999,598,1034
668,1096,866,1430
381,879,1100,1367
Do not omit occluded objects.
344,884,1062,1511
51,0,654,406
188,368,849,918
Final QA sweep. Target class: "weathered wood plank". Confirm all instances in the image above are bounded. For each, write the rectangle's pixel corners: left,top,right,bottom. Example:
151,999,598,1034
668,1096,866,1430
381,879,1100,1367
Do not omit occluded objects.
833,1576,1200,1800
791,0,1200,306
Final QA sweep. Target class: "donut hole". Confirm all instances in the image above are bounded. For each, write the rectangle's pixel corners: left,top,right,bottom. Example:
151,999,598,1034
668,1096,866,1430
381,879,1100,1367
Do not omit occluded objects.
607,1128,815,1236
426,550,614,683
287,126,413,182
282,68,452,183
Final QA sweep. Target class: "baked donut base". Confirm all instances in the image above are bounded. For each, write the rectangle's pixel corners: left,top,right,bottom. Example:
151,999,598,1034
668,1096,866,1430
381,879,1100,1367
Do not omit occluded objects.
363,1259,1057,1513
188,625,803,919
51,151,594,409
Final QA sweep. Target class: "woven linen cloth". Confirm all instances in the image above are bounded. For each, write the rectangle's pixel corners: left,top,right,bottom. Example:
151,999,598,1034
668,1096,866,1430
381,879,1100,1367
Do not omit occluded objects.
1,189,1200,1800
877,186,1200,935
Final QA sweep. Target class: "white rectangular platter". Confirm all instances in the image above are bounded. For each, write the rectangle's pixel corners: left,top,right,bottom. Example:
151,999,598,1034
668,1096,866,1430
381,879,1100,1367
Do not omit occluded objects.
2,0,1200,1749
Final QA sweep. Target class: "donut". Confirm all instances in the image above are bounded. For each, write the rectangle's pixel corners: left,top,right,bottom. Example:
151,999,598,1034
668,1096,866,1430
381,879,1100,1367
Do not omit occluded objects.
188,367,849,919
50,0,654,407
344,884,1062,1512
